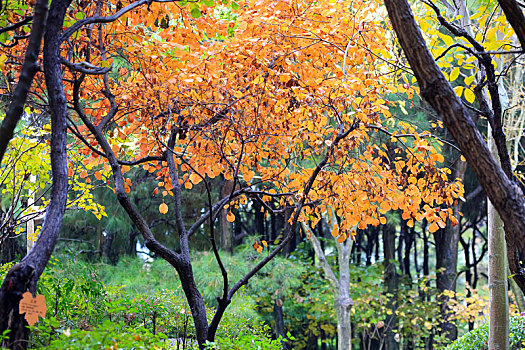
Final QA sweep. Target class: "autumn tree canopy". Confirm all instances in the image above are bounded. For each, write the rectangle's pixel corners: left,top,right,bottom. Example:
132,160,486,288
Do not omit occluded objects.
0,0,467,348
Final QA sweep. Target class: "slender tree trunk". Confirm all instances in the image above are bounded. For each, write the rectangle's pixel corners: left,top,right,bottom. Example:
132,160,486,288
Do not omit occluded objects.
304,222,353,350
219,179,233,252
0,0,49,164
509,273,525,313
336,239,353,350
434,160,466,341
488,127,509,350
273,299,288,349
383,224,399,350
0,0,70,347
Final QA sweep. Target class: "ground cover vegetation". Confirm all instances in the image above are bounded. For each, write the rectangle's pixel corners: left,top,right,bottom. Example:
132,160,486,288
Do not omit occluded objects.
0,0,525,348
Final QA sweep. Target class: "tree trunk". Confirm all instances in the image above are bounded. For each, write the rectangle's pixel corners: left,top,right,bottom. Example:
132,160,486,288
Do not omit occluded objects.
336,239,353,350
384,0,525,294
219,179,233,252
488,128,509,350
0,0,71,347
273,299,288,349
174,259,209,348
509,273,525,313
434,160,466,341
305,222,353,350
383,224,399,350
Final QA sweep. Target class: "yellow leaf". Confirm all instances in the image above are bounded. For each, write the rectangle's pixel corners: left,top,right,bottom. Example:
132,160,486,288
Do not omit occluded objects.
0,54,7,70
439,32,454,47
464,75,475,86
159,203,168,214
453,86,464,97
485,27,498,40
464,88,475,104
449,67,460,82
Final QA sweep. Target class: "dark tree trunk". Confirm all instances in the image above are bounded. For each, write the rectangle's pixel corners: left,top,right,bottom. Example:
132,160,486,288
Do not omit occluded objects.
0,0,71,347
433,161,466,341
219,179,233,252
0,234,24,264
383,0,525,294
422,220,429,277
273,299,289,350
102,231,114,262
0,0,49,163
397,221,406,275
127,231,139,256
383,224,399,350
403,223,413,280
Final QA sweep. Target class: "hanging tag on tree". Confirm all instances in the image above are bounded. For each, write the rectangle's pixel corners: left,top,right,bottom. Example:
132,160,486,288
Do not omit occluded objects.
19,292,47,326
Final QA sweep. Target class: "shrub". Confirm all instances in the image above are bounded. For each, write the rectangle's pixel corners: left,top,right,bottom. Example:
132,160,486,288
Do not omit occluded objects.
205,324,289,350
447,316,525,350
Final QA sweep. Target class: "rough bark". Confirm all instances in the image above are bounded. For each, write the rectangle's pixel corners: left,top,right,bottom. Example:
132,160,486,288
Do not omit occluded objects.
383,0,525,294
0,0,71,347
0,0,49,164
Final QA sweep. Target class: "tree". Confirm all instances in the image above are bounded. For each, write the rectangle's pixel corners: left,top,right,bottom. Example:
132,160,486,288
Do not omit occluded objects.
0,0,71,348
383,0,525,348
1,0,464,348
63,0,464,348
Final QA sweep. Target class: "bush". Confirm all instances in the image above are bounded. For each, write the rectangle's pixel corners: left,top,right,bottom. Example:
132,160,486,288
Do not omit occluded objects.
447,316,525,350
0,256,275,349
205,324,289,350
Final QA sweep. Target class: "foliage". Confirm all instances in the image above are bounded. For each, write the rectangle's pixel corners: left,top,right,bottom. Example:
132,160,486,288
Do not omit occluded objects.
205,324,288,350
55,0,465,244
38,320,167,350
0,257,272,349
447,316,525,350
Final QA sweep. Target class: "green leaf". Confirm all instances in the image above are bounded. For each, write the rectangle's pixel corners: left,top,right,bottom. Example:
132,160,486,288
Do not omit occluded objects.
232,1,239,10
190,7,202,18
202,0,215,6
75,12,86,20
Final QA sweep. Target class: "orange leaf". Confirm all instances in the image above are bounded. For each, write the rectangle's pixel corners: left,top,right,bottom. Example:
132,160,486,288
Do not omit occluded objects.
159,203,169,214
227,211,235,222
